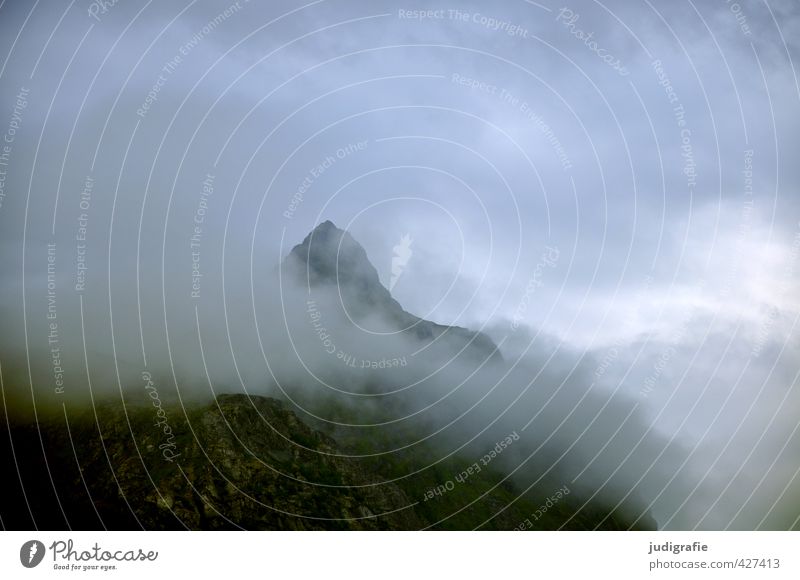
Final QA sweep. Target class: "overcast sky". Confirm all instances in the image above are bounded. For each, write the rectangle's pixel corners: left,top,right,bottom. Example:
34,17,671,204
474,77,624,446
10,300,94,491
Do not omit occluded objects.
0,0,799,530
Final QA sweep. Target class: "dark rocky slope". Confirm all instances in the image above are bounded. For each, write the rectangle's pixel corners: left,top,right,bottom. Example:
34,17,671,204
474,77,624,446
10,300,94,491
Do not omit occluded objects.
1,393,653,530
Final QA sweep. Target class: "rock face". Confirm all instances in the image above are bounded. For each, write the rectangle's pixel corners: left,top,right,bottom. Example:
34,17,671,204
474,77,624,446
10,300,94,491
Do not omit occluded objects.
283,221,502,363
2,395,422,530
1,394,655,530
286,220,398,312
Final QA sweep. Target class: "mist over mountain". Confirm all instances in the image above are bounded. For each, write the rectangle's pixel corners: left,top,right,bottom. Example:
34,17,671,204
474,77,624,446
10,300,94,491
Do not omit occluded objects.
1,221,662,530
283,220,503,363
1,0,798,534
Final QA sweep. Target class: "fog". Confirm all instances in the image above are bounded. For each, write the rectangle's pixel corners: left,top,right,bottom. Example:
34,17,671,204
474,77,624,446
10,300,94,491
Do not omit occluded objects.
0,0,799,530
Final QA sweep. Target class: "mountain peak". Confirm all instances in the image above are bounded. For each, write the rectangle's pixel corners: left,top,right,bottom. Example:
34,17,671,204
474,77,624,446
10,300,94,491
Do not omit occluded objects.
308,220,341,240
287,221,393,308
283,221,502,362
314,219,338,231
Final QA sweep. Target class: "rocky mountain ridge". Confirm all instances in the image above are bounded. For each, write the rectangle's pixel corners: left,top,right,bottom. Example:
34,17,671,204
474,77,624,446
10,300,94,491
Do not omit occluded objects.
283,220,502,363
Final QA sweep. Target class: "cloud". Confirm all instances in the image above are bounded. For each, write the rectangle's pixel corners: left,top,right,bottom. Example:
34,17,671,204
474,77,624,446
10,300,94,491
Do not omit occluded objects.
0,0,798,529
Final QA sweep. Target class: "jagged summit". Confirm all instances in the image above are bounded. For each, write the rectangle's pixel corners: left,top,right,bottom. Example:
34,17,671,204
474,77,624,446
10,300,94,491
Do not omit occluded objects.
283,221,502,362
286,220,399,312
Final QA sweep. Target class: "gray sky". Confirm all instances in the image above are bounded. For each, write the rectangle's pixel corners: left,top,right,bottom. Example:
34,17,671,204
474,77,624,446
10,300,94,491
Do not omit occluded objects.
0,0,799,530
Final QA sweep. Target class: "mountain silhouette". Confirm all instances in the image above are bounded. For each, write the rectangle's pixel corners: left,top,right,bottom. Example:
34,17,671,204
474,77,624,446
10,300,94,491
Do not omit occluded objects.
0,221,655,531
283,220,502,364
